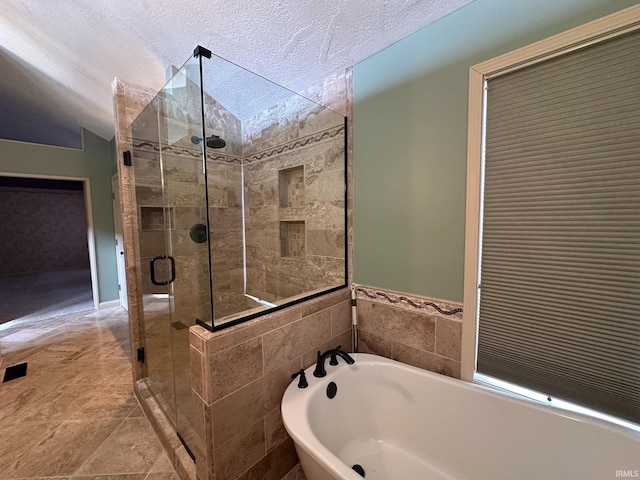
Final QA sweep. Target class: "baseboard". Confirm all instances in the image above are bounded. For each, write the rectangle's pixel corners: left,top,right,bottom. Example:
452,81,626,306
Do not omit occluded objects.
98,299,120,310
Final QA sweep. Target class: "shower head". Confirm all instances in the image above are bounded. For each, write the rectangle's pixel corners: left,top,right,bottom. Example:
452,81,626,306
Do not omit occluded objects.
206,135,226,149
190,134,226,149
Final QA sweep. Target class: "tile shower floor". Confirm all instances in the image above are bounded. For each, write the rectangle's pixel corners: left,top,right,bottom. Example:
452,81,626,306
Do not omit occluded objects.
0,305,180,480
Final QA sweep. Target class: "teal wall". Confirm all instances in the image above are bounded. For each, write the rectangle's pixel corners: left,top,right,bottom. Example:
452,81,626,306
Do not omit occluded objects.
353,0,638,302
0,129,119,303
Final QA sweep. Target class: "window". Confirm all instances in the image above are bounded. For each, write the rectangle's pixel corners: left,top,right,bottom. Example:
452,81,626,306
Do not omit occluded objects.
462,5,640,427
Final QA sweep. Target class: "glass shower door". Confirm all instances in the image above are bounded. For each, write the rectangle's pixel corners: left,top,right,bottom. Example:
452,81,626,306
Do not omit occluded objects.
129,53,211,457
130,96,178,430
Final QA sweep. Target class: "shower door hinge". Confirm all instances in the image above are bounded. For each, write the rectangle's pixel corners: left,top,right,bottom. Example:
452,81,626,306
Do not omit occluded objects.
123,150,132,167
137,347,145,363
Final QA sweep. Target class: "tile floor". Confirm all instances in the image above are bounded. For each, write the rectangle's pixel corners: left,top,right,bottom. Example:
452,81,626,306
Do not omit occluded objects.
0,305,180,480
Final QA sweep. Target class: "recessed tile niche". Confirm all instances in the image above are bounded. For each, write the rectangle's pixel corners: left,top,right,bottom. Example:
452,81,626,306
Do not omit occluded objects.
140,206,174,230
278,166,304,208
280,220,306,258
279,166,306,258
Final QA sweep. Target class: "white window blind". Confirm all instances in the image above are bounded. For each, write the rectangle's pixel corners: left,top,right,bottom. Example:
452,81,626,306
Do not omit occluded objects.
478,29,640,424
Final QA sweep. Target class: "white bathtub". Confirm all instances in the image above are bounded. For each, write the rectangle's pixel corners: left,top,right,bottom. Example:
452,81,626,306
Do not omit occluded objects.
281,353,640,480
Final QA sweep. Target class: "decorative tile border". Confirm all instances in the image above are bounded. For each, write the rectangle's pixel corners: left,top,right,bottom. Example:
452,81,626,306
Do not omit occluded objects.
354,284,462,319
130,123,344,166
243,124,345,164
131,139,242,165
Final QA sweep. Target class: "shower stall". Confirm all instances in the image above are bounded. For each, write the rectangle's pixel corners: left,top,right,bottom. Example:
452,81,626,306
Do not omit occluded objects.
124,46,347,455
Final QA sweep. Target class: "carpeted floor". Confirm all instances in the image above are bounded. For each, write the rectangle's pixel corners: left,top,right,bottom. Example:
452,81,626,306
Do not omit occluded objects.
0,268,94,325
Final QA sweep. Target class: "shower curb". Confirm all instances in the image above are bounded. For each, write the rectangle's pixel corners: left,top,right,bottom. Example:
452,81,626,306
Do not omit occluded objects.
135,379,197,480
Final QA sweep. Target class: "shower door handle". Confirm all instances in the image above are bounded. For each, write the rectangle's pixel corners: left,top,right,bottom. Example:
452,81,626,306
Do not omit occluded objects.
167,256,176,284
150,255,176,286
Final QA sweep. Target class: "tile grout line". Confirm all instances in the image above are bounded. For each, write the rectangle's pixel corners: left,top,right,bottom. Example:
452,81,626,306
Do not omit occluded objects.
0,421,64,479
69,405,132,477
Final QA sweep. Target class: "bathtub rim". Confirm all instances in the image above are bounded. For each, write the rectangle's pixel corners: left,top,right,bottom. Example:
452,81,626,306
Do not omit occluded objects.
281,353,640,480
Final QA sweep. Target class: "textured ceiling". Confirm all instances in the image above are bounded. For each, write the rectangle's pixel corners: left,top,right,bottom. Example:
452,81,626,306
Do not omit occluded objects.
0,0,473,141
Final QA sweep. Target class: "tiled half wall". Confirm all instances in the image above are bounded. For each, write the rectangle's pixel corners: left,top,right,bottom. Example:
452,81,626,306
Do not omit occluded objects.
189,288,352,480
355,284,463,379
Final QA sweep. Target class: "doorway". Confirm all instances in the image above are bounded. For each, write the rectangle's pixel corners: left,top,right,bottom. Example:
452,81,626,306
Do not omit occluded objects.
0,174,97,324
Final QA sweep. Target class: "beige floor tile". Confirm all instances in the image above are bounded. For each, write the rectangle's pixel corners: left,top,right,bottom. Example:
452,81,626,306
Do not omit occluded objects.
127,405,146,418
26,346,82,369
1,418,123,478
70,475,145,480
148,451,176,474
144,473,181,480
74,417,163,476
0,383,61,424
20,385,99,422
111,365,135,385
0,305,180,480
12,477,71,480
65,360,131,386
71,384,139,420
0,421,62,474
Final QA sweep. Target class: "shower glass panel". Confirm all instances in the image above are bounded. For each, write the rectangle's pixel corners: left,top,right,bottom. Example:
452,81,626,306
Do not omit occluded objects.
127,45,346,456
201,52,347,328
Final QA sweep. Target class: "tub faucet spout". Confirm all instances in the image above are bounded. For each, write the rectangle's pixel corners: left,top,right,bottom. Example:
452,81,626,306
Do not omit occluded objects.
313,346,355,377
330,348,355,365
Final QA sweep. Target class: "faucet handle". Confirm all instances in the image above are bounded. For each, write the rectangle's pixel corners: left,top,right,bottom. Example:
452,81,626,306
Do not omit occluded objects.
330,351,339,366
327,345,344,366
313,351,327,378
291,369,308,388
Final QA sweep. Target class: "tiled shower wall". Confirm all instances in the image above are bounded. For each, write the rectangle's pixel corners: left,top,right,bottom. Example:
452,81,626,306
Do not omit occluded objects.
206,158,247,319
242,123,346,302
201,90,248,320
